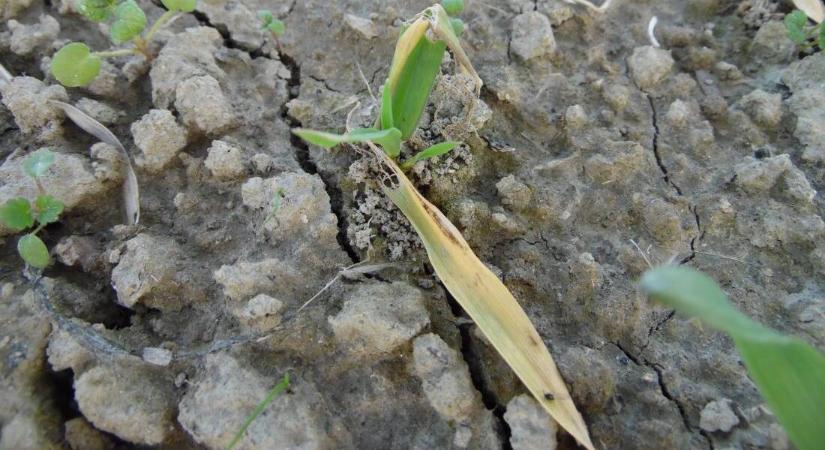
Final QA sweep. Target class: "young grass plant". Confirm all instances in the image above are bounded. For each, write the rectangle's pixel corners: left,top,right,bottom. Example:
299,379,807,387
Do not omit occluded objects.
226,374,290,450
641,266,825,450
0,149,64,269
51,0,196,87
293,3,594,448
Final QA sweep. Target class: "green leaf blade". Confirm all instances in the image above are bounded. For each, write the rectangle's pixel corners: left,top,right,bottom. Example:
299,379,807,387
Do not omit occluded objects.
227,374,290,450
380,82,394,130
293,127,402,158
34,195,64,225
641,266,825,450
389,36,446,140
18,234,50,269
110,0,147,44
0,198,34,231
402,141,460,169
23,148,56,178
51,43,102,87
161,0,195,12
785,10,809,44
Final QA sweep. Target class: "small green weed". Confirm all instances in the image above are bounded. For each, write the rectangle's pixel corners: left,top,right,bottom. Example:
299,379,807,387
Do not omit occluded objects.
50,0,196,87
641,266,825,450
226,373,290,450
0,149,64,269
785,9,824,52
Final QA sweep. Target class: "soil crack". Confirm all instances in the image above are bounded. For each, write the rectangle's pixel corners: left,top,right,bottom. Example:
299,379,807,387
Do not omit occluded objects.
445,291,513,449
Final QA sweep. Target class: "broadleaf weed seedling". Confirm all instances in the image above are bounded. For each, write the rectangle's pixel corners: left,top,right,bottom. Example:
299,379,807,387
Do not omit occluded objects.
0,149,64,269
785,9,824,52
258,9,286,50
51,0,196,87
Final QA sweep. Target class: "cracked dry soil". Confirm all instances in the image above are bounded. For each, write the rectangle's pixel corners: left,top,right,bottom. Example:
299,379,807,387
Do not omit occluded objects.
2,0,825,449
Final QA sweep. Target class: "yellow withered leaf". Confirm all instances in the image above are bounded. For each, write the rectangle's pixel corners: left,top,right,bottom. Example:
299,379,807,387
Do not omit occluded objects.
374,149,595,450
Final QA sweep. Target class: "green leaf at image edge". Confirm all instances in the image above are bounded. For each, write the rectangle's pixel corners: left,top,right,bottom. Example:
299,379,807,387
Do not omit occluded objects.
641,266,825,450
51,43,102,87
34,195,64,225
110,0,148,44
23,148,56,178
162,0,195,13
785,10,809,44
77,0,116,22
0,198,34,231
17,234,50,269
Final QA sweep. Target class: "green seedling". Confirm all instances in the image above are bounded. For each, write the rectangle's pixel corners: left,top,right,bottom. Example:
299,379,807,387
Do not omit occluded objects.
785,9,824,51
226,373,290,450
0,149,64,269
258,9,285,50
51,0,197,87
292,3,594,449
641,266,825,450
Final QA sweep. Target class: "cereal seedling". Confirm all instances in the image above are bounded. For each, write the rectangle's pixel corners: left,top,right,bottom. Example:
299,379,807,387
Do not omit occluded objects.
0,149,64,269
227,373,290,450
785,9,825,51
51,0,197,87
293,4,594,448
642,266,825,450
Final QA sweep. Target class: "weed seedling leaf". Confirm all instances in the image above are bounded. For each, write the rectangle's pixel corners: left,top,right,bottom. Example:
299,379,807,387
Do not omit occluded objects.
34,195,64,225
18,234,49,269
450,17,465,36
227,374,290,450
442,0,464,15
51,43,102,87
161,0,195,12
402,141,460,169
641,266,825,450
0,198,34,231
258,9,285,35
785,10,809,44
110,0,147,44
77,0,116,22
23,149,55,179
293,127,402,158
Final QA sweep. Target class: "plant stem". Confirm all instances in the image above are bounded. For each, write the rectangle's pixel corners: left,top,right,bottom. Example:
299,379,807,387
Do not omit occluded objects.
93,48,140,58
144,10,177,43
226,374,290,450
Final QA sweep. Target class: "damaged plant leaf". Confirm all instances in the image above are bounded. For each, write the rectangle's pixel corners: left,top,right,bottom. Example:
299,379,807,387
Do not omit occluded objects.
51,101,140,225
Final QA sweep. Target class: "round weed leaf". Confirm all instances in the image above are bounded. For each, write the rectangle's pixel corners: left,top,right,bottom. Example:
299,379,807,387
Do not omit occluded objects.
18,234,50,269
450,17,465,36
442,0,464,15
0,198,34,231
34,195,64,225
266,19,285,36
110,0,147,44
77,0,116,21
257,9,273,25
785,10,809,44
161,0,195,12
51,43,102,87
23,148,56,178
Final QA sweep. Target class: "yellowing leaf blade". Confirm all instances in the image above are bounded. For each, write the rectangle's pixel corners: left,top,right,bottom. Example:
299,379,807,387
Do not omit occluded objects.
380,153,594,450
